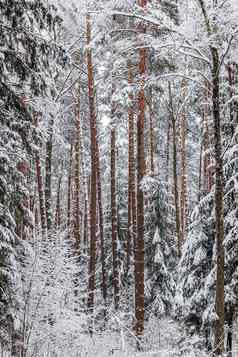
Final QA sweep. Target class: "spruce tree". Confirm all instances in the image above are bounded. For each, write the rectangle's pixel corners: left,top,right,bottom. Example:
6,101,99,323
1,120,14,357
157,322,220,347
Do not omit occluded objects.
0,0,65,352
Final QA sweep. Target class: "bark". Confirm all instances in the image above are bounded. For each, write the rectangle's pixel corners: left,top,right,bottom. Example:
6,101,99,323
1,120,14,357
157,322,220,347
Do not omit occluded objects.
227,62,236,136
179,91,187,241
34,207,39,232
135,0,147,342
166,120,171,186
212,47,225,356
203,84,214,193
169,83,182,258
54,174,62,229
86,14,98,316
198,113,203,201
127,61,136,275
203,120,211,192
33,114,47,236
67,144,73,232
83,198,88,251
149,89,155,174
226,308,233,357
82,150,89,253
73,84,81,251
111,124,119,310
45,114,54,231
95,137,107,303
197,1,225,353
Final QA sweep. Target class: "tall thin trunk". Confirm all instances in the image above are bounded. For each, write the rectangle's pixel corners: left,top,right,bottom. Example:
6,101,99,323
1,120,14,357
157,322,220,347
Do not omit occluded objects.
67,144,73,232
169,83,181,258
111,123,119,310
226,308,233,357
166,120,171,186
149,90,155,174
83,198,88,250
95,137,107,303
33,114,47,236
86,14,98,316
212,47,225,357
198,113,203,201
54,174,62,229
135,0,147,342
179,99,187,241
81,135,89,253
73,84,81,251
197,1,225,353
203,84,214,193
35,207,39,232
45,115,54,231
227,62,236,136
127,61,136,275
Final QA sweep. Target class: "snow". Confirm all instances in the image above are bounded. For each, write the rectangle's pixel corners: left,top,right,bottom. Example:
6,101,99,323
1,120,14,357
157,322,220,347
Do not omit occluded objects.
97,318,208,356
27,317,209,357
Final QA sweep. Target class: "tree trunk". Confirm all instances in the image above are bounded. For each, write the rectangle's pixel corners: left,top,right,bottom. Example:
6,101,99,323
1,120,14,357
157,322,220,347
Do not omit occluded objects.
67,144,73,232
33,114,47,237
227,62,236,137
135,0,147,343
149,89,155,174
212,47,225,357
54,174,62,229
169,83,181,258
127,61,136,276
179,98,187,241
226,308,233,357
203,83,214,193
196,3,225,351
111,124,119,310
95,137,107,304
83,198,88,251
73,85,81,251
45,115,54,231
86,14,98,318
198,113,203,201
166,120,171,186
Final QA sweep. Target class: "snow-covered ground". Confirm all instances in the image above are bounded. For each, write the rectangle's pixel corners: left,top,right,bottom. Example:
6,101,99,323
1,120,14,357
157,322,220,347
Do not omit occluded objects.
67,317,209,357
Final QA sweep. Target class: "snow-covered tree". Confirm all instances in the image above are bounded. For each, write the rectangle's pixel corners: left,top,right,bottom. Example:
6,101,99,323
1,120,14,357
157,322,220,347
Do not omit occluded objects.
0,1,65,352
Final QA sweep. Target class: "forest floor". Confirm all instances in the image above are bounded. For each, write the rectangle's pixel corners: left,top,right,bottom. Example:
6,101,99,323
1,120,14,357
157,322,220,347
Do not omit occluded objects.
76,317,209,357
